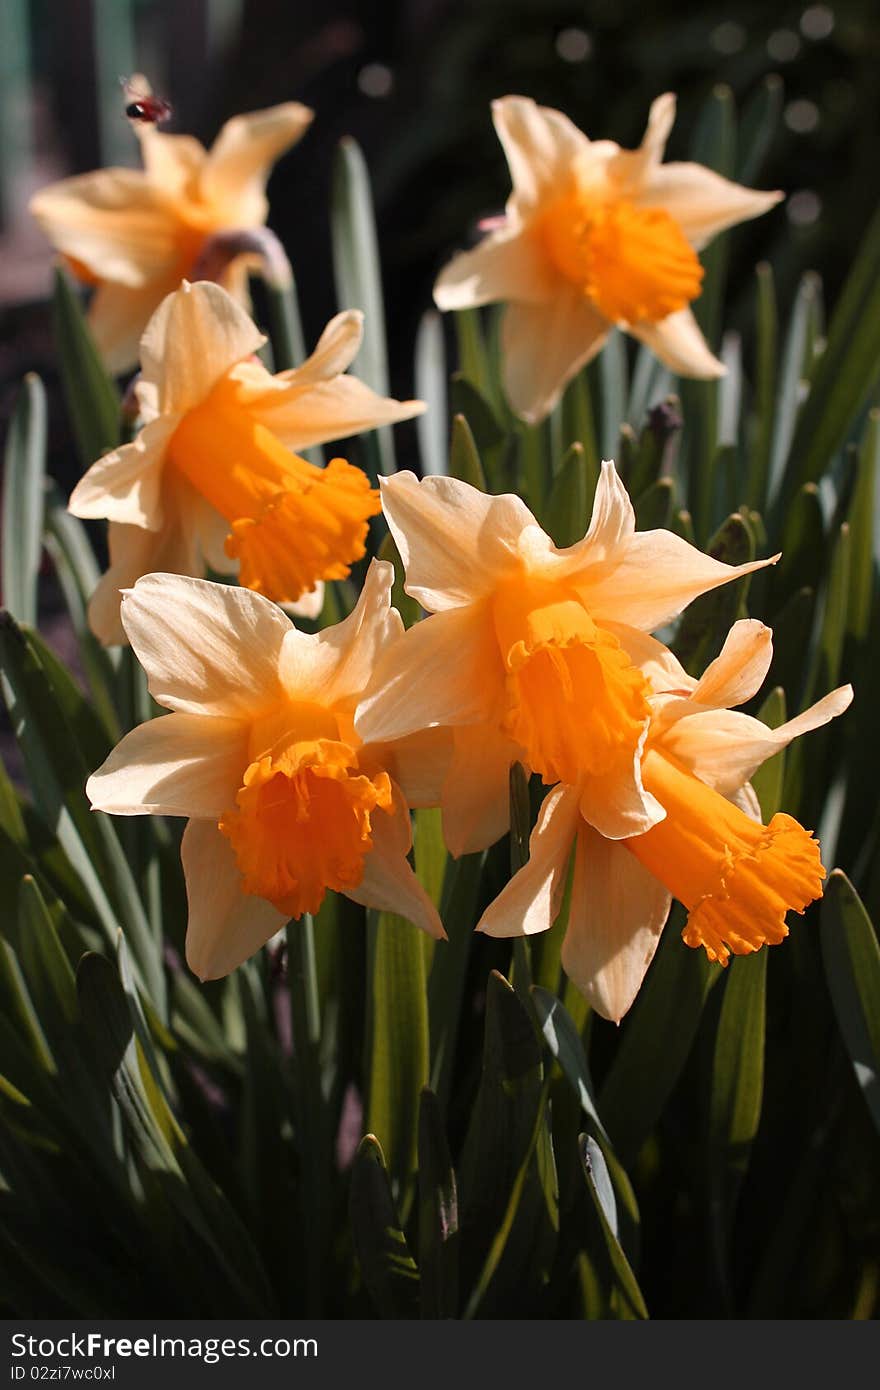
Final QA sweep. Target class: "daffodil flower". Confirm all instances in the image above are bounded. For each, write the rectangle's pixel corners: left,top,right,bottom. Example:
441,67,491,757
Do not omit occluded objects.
69,280,424,644
434,94,782,422
478,619,852,1022
354,463,776,856
30,101,313,371
87,563,447,979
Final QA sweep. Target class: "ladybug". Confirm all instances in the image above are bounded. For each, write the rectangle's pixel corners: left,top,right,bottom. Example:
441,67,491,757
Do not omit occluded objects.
120,74,172,126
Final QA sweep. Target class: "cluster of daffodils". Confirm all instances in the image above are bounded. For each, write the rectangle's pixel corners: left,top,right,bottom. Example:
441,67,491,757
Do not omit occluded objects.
35,89,851,1020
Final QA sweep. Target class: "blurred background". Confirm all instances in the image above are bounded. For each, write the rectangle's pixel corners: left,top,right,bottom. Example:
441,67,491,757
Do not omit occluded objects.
1,0,878,404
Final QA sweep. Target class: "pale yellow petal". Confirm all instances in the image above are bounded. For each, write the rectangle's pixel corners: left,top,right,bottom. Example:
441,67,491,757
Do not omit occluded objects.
478,785,579,938
382,726,453,809
137,128,207,197
689,619,773,710
88,501,202,647
281,583,325,621
441,722,521,857
30,169,181,287
88,279,182,375
660,685,853,795
640,162,784,250
577,527,778,632
433,228,553,311
608,92,677,191
491,96,593,214
501,294,609,424
629,307,725,380
276,309,363,384
245,373,425,452
345,788,446,940
379,470,536,611
308,559,402,708
355,603,503,745
199,102,313,222
87,712,246,817
68,415,178,529
562,825,671,1023
140,280,265,415
182,819,287,980
121,573,291,716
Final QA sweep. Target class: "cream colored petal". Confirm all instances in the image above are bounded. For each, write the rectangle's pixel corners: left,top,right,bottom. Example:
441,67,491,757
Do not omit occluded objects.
577,733,666,841
87,712,246,816
533,460,635,583
247,374,425,452
282,583,325,621
660,685,854,795
629,307,725,380
88,280,181,375
732,782,762,822
379,470,536,611
491,96,593,213
441,722,522,857
478,785,579,938
345,789,446,939
199,102,313,223
355,603,503,745
277,309,363,384
68,415,178,529
382,726,453,809
501,294,609,424
562,826,671,1023
137,128,207,197
608,92,677,191
689,619,773,710
140,280,266,415
121,572,291,716
182,819,286,980
87,501,203,647
640,162,784,250
433,228,554,311
30,169,181,287
578,528,778,632
190,491,236,574
314,559,402,707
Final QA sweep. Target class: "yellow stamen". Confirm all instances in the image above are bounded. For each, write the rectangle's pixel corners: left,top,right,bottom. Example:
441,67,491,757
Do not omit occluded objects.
538,187,703,324
219,729,393,920
167,375,380,602
493,574,651,785
626,749,825,965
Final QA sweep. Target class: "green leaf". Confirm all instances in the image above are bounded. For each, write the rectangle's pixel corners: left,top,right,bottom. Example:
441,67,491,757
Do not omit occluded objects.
633,477,674,531
15,875,78,1029
597,330,628,459
365,911,429,1201
577,1136,648,1319
786,203,880,494
2,373,46,628
846,408,878,643
51,266,120,469
673,512,756,677
428,850,485,1110
330,137,394,475
377,530,421,628
708,950,767,1304
458,972,557,1316
418,1088,459,1319
545,443,589,548
350,1134,420,1318
689,84,735,350
415,309,449,476
448,412,487,491
449,374,506,451
745,262,778,510
771,482,825,605
0,613,164,1015
560,371,599,483
736,75,784,185
599,912,714,1165
453,308,494,406
820,870,880,1134
261,274,307,371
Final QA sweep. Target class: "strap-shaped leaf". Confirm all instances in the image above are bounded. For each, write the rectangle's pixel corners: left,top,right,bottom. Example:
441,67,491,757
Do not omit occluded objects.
2,373,46,628
51,266,120,469
418,1087,459,1319
350,1134,420,1318
820,870,880,1134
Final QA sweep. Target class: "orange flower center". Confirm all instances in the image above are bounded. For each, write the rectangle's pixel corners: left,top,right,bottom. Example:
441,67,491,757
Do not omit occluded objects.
167,374,380,602
492,574,651,786
219,703,393,919
537,187,703,324
626,748,825,965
